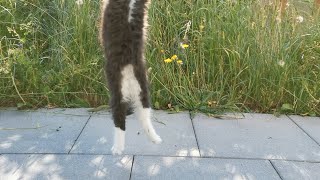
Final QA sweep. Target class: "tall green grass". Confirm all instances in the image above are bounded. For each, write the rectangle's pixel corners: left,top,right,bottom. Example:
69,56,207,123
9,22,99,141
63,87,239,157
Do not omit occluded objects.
0,0,319,115
1,0,106,107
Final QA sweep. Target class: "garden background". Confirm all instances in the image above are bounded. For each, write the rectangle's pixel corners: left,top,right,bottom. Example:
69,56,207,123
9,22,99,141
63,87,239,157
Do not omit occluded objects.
0,0,319,116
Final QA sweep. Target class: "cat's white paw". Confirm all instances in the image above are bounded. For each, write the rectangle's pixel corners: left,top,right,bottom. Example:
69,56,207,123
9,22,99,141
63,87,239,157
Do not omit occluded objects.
150,134,162,144
112,127,125,155
111,145,124,155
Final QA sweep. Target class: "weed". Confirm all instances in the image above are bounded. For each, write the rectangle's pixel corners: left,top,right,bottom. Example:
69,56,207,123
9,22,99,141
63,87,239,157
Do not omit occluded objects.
0,0,319,115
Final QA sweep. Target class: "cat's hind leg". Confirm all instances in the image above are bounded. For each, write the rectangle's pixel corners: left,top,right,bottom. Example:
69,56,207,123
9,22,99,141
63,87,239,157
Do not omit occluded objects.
120,64,162,144
133,68,162,144
135,106,162,144
110,98,128,155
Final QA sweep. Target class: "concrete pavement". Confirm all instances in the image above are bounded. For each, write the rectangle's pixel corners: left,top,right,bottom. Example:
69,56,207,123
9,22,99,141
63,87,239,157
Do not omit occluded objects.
0,108,319,180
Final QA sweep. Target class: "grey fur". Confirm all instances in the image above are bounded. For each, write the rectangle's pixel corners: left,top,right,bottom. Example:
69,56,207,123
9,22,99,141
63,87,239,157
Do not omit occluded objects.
100,0,151,131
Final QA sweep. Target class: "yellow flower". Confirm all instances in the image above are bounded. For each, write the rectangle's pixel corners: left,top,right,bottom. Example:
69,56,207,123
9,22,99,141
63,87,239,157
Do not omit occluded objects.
176,60,183,65
171,55,178,60
180,43,189,49
160,49,165,53
207,101,217,107
164,58,173,63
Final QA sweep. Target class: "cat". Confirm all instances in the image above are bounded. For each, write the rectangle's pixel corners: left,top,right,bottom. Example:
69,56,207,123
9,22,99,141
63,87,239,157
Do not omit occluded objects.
100,0,162,155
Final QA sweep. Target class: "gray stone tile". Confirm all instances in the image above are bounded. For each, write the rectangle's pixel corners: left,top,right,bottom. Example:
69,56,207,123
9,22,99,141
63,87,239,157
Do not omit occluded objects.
0,154,132,180
33,108,91,116
71,111,199,156
272,160,320,180
289,115,320,145
0,108,91,116
0,110,89,153
131,156,281,180
193,113,320,161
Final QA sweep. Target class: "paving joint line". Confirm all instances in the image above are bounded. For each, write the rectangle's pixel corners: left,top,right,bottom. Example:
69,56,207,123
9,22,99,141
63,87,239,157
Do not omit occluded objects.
130,154,320,163
2,152,320,164
188,111,201,157
205,155,320,164
129,155,135,180
269,160,284,180
68,115,92,154
287,115,320,147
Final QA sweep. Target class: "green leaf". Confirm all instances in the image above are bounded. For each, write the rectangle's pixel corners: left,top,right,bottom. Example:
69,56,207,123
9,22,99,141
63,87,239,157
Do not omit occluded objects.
17,103,32,110
174,105,180,112
156,90,161,98
17,103,25,109
154,101,160,109
281,103,294,112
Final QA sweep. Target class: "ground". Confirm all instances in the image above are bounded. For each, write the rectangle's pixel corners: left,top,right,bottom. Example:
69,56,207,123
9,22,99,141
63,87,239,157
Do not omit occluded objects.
0,108,320,179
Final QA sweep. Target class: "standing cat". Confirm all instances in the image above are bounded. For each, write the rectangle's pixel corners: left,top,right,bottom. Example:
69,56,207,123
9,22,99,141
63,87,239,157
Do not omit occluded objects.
100,0,162,155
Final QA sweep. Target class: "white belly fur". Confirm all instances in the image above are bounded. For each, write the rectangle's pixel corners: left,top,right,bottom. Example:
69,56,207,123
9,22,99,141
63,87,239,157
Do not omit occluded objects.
121,64,141,104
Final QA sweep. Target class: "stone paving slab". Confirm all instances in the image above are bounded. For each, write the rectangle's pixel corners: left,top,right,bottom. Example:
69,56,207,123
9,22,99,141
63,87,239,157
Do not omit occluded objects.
35,108,92,116
0,110,90,153
0,108,92,116
193,113,320,161
131,156,281,180
0,154,132,180
272,160,320,180
289,115,320,145
71,111,200,156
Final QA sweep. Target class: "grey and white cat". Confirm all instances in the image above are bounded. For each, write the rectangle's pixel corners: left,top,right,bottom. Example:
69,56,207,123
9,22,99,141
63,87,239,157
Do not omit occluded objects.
100,0,162,155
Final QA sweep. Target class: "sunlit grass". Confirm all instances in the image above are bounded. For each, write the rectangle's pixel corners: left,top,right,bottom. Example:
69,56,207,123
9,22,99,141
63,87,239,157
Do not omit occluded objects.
0,0,319,115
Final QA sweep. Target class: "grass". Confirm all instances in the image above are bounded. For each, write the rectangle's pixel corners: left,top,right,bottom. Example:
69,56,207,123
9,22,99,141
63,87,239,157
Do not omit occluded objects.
0,0,319,115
